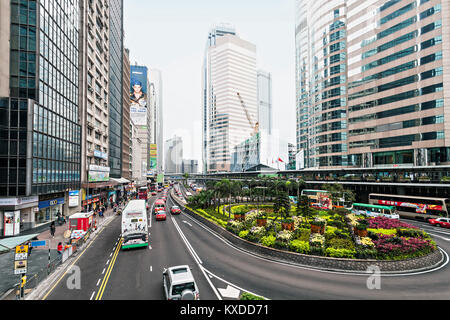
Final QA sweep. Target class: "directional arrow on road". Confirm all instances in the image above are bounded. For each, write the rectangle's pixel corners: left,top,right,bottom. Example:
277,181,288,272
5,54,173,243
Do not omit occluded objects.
183,220,192,227
218,285,240,299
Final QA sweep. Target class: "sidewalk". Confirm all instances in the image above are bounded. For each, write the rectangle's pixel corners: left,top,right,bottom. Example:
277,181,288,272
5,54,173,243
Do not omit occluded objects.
0,207,118,300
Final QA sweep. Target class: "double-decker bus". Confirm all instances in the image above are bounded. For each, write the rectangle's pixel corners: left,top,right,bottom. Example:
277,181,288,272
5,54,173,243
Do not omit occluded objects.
369,193,450,221
351,203,399,220
121,200,148,250
138,187,148,200
300,189,351,210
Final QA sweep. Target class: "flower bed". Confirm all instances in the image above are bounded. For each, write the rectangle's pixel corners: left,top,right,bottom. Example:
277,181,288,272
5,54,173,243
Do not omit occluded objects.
189,204,437,261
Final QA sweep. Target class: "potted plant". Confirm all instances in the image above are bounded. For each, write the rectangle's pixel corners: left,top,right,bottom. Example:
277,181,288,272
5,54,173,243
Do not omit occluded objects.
354,220,369,237
234,208,246,221
310,218,326,235
256,211,267,227
281,218,295,231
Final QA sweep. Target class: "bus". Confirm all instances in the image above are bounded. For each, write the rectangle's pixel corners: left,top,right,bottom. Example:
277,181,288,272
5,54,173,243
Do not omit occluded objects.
138,187,148,200
300,190,350,210
351,203,399,220
121,200,148,250
369,193,450,221
154,199,165,214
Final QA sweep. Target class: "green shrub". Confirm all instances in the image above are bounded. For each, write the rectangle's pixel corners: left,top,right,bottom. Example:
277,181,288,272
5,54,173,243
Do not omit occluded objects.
289,240,310,254
356,248,378,259
239,230,249,239
327,238,355,250
294,228,310,242
240,292,265,300
325,247,356,259
310,246,324,256
260,235,276,247
274,240,289,250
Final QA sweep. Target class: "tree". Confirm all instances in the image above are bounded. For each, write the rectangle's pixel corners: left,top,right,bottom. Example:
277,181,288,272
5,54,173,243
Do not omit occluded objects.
182,173,190,187
321,183,355,208
297,195,314,224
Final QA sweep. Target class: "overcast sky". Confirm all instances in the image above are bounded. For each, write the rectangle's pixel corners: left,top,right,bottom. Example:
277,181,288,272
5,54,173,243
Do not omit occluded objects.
124,0,296,161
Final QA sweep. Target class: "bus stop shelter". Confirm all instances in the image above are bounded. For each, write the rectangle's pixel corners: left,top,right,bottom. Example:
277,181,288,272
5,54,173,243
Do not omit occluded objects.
0,234,40,254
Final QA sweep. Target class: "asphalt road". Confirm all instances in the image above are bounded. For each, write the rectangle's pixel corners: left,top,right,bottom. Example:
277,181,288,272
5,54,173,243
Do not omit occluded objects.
43,187,450,300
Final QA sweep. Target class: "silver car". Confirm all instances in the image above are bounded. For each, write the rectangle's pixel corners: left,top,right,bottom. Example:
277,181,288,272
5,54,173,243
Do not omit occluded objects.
163,265,200,300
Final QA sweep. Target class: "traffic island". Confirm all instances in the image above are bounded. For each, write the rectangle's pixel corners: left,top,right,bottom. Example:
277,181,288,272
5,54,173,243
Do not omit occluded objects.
169,191,445,273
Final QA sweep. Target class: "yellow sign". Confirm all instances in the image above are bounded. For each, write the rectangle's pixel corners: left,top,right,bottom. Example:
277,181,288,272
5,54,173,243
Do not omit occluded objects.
15,245,29,254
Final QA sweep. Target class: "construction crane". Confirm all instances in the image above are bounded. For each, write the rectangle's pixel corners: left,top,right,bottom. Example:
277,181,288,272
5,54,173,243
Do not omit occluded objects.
237,92,259,136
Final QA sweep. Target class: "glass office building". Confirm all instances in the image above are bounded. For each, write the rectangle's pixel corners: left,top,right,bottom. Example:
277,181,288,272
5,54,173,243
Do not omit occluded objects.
0,0,81,197
295,0,450,168
108,0,123,178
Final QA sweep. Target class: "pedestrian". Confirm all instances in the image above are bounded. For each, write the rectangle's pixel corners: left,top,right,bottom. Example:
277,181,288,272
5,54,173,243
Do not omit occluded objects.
57,242,63,255
27,241,33,256
50,221,56,238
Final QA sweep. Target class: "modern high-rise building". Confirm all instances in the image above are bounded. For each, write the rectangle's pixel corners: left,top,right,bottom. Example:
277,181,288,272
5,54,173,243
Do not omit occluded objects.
149,68,163,175
295,0,450,168
0,0,82,233
108,0,124,179
122,48,131,180
202,24,237,173
202,26,258,173
257,70,273,135
165,136,183,174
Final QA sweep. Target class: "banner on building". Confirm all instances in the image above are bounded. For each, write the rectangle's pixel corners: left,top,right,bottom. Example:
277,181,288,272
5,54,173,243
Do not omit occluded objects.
130,66,148,126
88,165,110,183
69,190,80,208
150,144,157,169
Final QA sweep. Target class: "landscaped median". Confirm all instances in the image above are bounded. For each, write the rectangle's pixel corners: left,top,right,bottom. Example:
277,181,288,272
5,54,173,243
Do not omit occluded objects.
170,191,444,273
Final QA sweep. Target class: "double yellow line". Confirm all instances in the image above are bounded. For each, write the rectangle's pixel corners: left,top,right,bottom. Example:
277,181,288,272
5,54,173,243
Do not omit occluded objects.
95,238,123,300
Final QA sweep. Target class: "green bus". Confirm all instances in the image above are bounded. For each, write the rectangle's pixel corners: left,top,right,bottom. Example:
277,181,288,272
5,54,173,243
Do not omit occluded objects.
351,203,399,220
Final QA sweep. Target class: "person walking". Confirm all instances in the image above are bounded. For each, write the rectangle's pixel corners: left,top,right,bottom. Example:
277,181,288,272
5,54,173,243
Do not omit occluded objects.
57,242,63,255
50,221,56,238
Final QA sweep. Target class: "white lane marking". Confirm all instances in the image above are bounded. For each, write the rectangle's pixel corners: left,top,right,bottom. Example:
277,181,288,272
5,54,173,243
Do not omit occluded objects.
96,279,101,286
90,291,95,300
204,267,268,300
170,214,221,300
110,252,113,257
183,220,192,227
218,285,241,299
106,259,110,265
102,268,106,275
150,266,152,272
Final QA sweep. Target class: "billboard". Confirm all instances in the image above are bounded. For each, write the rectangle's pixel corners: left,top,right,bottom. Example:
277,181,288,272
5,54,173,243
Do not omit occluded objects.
130,66,148,126
150,144,157,169
88,165,110,182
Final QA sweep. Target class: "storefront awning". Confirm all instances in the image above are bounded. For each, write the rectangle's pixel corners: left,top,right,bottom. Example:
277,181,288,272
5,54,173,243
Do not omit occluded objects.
0,234,39,253
111,177,131,184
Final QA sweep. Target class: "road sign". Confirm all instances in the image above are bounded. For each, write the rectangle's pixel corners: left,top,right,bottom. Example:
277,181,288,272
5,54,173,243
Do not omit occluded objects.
30,240,47,247
14,260,27,275
15,252,27,261
15,245,28,254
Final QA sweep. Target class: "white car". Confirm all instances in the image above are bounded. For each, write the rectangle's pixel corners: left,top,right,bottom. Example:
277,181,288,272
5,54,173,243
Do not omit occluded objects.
163,265,199,300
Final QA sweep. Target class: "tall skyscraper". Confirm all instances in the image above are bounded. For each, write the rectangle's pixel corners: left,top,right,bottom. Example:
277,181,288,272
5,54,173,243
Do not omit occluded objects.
165,136,183,174
149,68,163,175
202,26,258,173
122,48,131,180
257,70,273,135
202,24,237,173
295,0,450,168
0,0,81,233
108,0,124,178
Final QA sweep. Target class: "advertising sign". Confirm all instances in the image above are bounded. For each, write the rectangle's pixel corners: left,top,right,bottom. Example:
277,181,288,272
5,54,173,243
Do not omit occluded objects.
296,149,305,170
88,165,110,183
94,150,108,160
150,144,157,169
130,66,148,126
69,190,80,208
4,211,20,236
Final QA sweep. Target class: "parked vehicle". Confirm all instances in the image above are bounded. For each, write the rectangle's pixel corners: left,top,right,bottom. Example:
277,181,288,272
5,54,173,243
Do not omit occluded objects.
163,265,199,300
